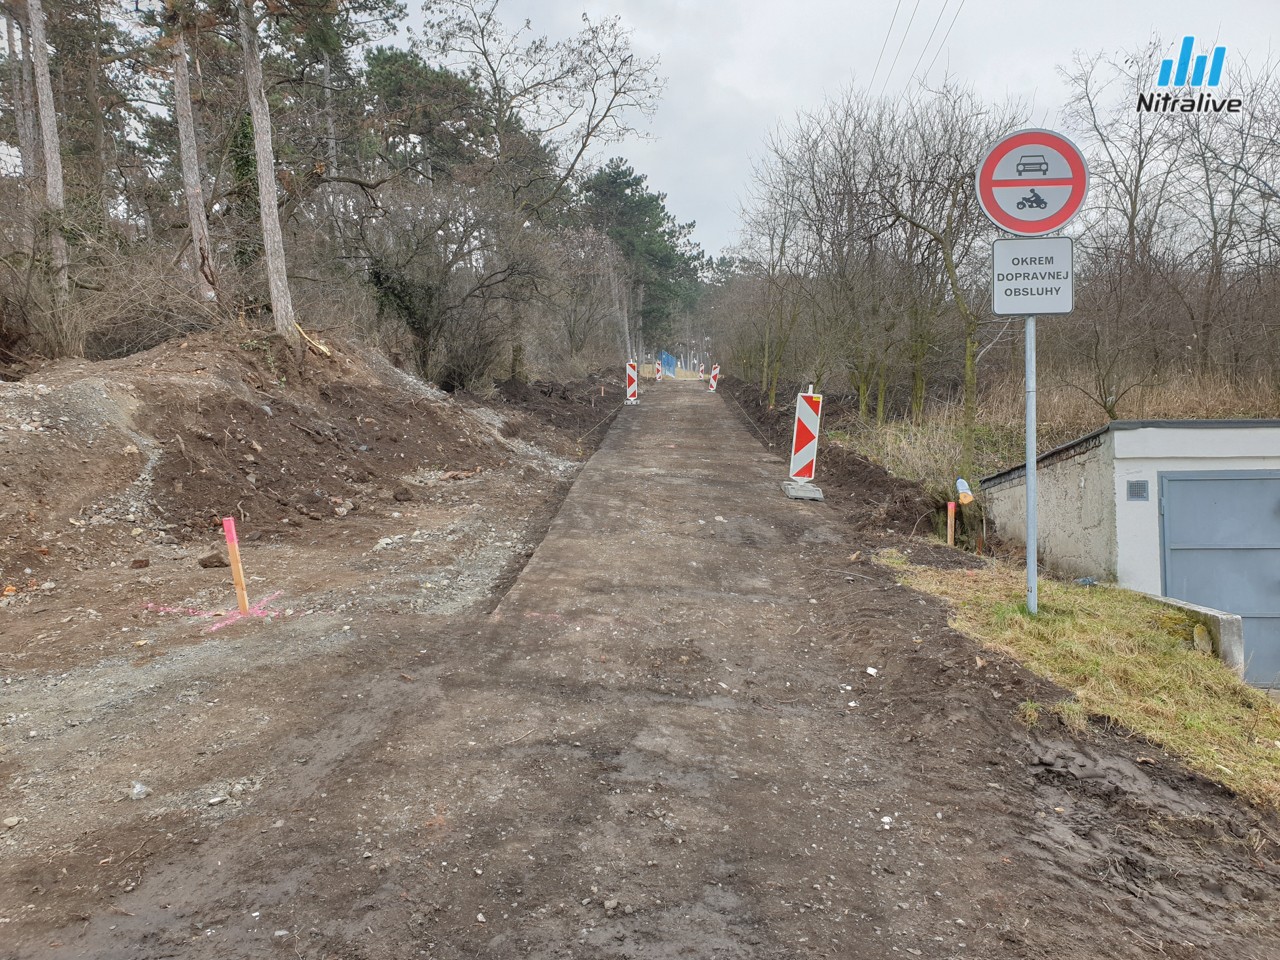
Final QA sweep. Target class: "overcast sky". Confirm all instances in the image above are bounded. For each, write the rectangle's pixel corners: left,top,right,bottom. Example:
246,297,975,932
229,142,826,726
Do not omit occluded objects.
408,1,1276,257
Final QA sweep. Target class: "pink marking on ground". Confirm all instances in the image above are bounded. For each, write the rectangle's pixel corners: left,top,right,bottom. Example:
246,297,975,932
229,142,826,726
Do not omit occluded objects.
145,591,283,633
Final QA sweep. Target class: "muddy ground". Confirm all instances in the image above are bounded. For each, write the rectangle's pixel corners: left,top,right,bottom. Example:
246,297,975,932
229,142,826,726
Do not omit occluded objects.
1,343,1278,959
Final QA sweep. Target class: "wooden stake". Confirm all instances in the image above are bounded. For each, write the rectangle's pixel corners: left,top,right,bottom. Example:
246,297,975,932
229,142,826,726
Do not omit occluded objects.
946,501,956,547
222,517,250,614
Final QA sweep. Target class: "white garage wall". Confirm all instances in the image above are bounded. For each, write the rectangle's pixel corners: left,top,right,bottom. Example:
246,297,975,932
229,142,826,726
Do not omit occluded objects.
1112,426,1280,596
983,423,1280,595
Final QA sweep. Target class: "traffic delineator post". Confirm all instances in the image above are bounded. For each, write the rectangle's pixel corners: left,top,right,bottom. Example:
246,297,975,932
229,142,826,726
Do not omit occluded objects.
698,362,705,380
788,391,822,481
625,360,639,405
707,363,720,392
782,390,824,501
655,359,663,381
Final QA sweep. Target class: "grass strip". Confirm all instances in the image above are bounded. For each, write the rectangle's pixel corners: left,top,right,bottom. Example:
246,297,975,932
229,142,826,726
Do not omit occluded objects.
882,551,1280,810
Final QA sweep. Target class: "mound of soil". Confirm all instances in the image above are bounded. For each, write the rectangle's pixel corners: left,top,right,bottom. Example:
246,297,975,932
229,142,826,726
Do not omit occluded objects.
492,373,622,453
0,330,620,687
0,333,617,585
718,377,940,537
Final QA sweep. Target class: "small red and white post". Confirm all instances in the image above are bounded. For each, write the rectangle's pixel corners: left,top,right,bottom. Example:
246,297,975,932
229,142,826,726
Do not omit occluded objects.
655,359,663,381
707,363,720,392
625,359,639,405
782,387,823,501
698,362,705,380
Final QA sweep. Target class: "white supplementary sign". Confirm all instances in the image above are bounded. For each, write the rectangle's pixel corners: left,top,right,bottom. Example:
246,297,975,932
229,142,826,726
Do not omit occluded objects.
992,238,1073,316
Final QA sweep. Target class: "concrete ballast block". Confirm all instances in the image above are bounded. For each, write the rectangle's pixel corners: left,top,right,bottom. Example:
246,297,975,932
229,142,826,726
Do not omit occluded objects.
1159,596,1245,677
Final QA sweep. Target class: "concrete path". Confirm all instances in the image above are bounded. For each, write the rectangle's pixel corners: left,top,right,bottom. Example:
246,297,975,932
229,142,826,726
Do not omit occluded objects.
436,379,994,958
501,376,797,632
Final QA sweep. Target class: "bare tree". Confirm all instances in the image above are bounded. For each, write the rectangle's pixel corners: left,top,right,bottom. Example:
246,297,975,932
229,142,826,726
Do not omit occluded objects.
739,131,817,407
423,0,664,215
420,0,664,378
873,81,1025,471
551,226,624,360
734,90,959,422
355,177,547,387
1057,45,1180,416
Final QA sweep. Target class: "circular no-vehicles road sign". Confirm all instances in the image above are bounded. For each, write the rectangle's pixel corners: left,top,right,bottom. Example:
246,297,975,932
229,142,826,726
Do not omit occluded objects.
976,128,1088,236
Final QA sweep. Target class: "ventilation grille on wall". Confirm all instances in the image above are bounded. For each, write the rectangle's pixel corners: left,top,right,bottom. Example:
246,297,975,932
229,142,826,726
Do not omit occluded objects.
1127,480,1149,501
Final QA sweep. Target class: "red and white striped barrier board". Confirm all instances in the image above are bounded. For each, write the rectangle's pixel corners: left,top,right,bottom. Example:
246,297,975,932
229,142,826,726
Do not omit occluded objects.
789,392,822,482
698,363,705,380
708,364,720,392
655,359,663,381
625,360,638,405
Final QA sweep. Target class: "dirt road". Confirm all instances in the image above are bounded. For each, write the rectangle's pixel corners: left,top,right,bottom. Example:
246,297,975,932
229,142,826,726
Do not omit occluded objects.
4,373,1279,958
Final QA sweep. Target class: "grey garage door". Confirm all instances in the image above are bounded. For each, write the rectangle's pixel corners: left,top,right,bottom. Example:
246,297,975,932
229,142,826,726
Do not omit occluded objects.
1161,471,1280,685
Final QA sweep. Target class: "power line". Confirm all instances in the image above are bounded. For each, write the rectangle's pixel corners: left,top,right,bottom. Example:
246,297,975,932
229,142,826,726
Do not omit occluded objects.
905,0,951,91
923,0,967,81
867,0,904,92
879,0,924,98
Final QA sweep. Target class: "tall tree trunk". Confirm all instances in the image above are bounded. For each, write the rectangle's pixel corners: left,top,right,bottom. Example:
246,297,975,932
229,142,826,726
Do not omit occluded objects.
933,235,979,476
237,0,299,350
171,25,218,302
26,0,70,329
321,52,338,176
318,52,348,259
6,14,37,251
875,362,888,425
88,0,109,227
12,17,38,181
916,201,978,476
609,260,631,358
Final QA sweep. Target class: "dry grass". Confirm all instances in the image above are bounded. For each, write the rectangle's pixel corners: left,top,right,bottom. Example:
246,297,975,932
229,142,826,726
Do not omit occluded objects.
981,369,1280,439
834,371,1280,497
832,409,1022,498
887,553,1280,809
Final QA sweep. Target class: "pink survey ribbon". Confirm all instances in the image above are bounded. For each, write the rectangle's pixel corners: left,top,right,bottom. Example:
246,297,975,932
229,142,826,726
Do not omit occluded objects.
145,590,283,633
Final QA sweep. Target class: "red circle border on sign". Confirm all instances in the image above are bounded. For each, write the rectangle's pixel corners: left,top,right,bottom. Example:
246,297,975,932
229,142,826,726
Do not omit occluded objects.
976,129,1088,236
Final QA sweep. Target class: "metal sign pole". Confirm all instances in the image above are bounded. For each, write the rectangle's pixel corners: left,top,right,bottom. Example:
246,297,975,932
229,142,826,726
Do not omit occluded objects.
976,129,1087,617
1025,315,1038,615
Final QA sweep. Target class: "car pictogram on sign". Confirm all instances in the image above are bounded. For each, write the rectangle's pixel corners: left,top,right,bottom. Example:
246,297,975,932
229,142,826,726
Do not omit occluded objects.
1015,154,1049,175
